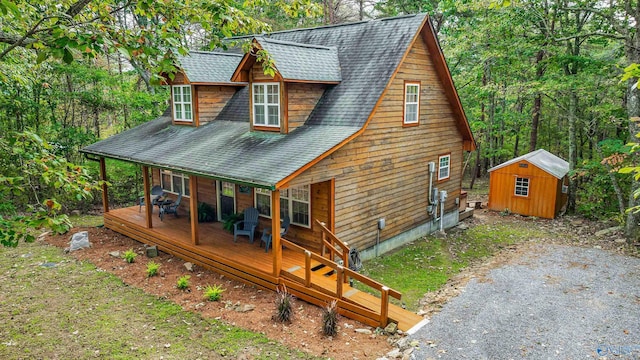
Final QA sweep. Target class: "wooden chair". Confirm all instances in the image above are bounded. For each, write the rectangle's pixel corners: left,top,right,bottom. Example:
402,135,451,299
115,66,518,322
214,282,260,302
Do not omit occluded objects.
159,192,182,220
139,185,165,212
233,207,259,243
260,215,290,252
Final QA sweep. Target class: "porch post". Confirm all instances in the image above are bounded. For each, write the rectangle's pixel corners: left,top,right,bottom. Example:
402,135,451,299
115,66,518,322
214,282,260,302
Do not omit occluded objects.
99,157,109,213
142,166,152,229
271,189,282,277
189,175,199,245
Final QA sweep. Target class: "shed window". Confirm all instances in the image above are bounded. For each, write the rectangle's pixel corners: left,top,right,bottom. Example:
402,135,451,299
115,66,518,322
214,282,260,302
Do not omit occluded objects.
404,82,420,125
253,83,280,127
172,85,192,122
255,185,310,227
438,154,450,180
160,170,190,196
515,177,529,197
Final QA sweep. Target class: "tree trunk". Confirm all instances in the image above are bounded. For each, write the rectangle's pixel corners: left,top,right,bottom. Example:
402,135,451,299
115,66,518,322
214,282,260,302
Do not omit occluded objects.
529,49,545,152
567,91,578,213
594,138,626,215
626,79,640,239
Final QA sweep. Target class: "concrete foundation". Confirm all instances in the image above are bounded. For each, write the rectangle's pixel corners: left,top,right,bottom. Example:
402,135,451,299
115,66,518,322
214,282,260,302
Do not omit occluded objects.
360,209,460,261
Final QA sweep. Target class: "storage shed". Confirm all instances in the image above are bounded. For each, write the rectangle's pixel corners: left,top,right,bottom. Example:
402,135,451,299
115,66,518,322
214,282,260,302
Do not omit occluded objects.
488,149,569,219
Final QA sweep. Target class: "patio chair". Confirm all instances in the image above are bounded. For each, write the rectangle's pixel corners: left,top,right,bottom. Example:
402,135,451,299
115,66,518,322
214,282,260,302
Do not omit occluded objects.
159,192,182,221
260,215,290,252
139,185,165,213
233,207,259,243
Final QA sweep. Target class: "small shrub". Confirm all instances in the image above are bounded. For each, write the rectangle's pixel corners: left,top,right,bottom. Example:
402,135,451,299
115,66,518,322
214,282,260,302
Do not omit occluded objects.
322,300,339,336
222,212,243,233
273,284,294,323
500,208,511,216
122,249,137,263
146,261,160,277
197,202,216,223
176,275,190,290
203,284,225,301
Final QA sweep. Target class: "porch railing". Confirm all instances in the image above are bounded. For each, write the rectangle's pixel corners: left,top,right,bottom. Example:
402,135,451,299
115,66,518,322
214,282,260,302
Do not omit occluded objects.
317,220,350,283
281,238,402,328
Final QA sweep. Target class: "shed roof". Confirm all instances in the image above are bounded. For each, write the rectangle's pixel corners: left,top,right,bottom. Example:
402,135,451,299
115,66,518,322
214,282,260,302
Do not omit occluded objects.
488,149,569,179
177,51,243,84
253,37,342,83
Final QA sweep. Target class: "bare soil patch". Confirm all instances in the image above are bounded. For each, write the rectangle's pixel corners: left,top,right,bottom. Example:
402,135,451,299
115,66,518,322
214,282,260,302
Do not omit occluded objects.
46,227,395,360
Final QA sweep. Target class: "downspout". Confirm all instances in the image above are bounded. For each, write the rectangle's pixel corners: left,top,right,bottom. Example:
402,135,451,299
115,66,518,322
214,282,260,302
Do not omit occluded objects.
439,190,447,232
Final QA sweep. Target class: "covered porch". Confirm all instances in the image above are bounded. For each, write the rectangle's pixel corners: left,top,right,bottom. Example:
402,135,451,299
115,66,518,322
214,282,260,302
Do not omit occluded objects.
96,160,425,332
103,204,425,332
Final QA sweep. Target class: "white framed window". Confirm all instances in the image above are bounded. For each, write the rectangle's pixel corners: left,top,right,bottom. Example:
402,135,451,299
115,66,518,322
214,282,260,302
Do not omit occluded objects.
438,154,450,180
160,169,190,196
253,82,280,127
255,188,272,217
172,85,192,122
515,177,529,197
254,185,311,227
404,82,420,124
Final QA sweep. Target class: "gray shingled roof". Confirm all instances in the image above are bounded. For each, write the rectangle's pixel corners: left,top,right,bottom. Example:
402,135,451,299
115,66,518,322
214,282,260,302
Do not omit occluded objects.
82,14,429,187
255,37,341,82
488,149,569,179
178,51,243,84
260,15,424,127
83,114,359,188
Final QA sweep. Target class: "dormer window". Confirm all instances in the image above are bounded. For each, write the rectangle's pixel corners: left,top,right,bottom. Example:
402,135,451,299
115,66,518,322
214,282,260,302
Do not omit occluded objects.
253,83,280,127
172,85,193,122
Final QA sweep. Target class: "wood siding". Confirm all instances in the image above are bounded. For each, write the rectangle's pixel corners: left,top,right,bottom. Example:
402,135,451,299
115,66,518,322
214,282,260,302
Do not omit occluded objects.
196,86,237,124
487,161,563,219
287,83,325,132
170,72,188,85
287,34,465,250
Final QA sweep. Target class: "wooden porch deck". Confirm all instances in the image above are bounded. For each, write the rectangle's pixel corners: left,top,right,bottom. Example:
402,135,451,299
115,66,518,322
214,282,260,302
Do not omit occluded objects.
104,206,426,332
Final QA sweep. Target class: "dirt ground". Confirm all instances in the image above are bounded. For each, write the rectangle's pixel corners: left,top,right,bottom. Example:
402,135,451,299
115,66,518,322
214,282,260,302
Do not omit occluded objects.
46,228,396,360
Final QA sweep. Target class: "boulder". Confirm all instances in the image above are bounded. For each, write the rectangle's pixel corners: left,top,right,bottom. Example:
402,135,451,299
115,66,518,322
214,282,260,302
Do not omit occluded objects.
69,231,91,251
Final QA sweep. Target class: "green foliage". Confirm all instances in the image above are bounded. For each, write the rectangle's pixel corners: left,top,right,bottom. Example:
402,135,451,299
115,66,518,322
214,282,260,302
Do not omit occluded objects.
122,249,137,264
500,208,511,216
321,300,338,337
256,49,277,78
176,275,190,290
0,131,101,247
273,285,294,323
203,284,225,302
146,261,160,277
197,202,216,223
222,212,243,233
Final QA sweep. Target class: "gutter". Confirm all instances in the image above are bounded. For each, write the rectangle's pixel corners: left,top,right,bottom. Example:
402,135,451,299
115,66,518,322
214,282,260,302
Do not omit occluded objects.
81,150,277,190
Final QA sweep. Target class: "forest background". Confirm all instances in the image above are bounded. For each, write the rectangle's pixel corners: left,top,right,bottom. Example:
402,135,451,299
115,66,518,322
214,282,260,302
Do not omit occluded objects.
2,0,640,245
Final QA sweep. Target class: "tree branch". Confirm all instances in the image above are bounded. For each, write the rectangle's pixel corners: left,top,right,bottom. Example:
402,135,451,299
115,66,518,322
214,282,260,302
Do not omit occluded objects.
0,17,47,60
66,0,92,17
554,31,627,42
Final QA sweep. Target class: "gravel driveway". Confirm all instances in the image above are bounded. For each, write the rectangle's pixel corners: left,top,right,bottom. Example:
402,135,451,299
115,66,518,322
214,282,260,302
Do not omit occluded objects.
409,245,640,359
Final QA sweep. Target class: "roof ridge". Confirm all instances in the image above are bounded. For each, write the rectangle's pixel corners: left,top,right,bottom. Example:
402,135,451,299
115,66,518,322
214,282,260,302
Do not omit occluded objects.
231,13,423,40
186,50,243,57
255,36,337,51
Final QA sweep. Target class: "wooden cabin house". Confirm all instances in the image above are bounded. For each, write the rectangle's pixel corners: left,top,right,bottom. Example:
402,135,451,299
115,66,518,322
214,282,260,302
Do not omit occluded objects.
488,149,569,219
82,14,475,332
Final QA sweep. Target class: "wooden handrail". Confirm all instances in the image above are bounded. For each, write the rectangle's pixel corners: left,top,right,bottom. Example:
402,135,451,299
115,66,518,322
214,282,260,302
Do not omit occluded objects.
315,220,350,281
280,238,402,326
